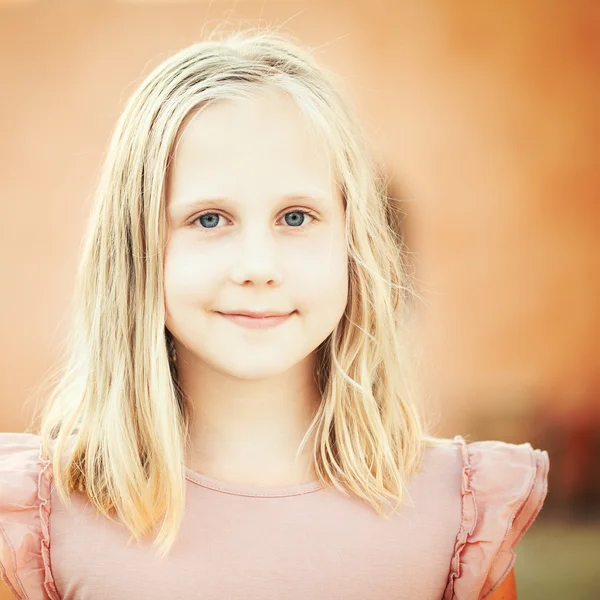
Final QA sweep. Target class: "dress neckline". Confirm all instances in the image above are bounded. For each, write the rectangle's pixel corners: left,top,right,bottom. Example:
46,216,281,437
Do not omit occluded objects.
184,467,326,498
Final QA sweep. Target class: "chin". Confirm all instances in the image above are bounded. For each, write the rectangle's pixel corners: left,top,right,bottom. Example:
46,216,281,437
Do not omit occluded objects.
215,357,300,381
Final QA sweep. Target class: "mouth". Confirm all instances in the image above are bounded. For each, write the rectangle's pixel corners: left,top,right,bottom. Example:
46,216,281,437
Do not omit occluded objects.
216,311,295,330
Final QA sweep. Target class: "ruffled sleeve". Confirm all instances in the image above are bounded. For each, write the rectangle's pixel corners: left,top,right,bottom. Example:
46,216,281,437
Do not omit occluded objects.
444,435,549,600
0,432,60,600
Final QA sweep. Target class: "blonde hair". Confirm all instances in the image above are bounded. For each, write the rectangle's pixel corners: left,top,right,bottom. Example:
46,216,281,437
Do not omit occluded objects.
34,30,439,557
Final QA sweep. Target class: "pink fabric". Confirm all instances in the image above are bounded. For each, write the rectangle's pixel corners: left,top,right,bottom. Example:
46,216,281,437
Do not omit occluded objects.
0,434,60,600
0,432,549,600
444,437,549,600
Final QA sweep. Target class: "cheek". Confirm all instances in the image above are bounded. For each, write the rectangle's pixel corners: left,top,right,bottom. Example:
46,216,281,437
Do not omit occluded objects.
289,233,349,311
163,241,223,308
164,231,349,314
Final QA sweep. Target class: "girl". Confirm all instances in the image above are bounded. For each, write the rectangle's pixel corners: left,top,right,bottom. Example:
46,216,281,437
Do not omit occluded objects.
0,31,548,600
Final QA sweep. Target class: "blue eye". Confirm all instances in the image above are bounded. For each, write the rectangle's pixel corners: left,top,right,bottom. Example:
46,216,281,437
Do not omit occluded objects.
284,211,308,227
191,209,315,231
197,213,221,229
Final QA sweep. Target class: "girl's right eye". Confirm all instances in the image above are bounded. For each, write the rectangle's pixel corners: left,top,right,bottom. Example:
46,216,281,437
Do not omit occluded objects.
193,212,224,230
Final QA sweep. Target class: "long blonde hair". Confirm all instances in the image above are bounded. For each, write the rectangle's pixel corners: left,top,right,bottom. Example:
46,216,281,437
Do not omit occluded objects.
34,30,437,557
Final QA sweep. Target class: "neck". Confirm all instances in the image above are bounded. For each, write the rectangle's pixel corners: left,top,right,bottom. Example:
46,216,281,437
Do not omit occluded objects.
178,351,322,486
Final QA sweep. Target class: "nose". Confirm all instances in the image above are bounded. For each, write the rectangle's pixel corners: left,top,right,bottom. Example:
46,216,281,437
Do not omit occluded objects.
229,228,283,286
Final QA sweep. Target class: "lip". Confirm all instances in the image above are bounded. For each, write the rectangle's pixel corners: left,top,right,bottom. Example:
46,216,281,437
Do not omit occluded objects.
217,311,295,330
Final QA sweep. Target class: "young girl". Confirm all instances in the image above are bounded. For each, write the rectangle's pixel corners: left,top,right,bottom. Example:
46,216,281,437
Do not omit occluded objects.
0,31,548,600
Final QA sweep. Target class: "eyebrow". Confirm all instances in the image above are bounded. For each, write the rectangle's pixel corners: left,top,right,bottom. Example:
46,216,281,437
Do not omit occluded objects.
168,193,329,217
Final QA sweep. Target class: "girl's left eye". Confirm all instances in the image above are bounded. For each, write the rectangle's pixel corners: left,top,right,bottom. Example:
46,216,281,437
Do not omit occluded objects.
190,209,316,231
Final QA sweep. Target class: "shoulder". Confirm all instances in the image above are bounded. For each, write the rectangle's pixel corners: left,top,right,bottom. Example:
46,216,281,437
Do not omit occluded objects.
0,432,61,600
426,435,549,600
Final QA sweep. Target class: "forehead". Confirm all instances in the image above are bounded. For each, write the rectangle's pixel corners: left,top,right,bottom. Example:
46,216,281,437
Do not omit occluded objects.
167,87,338,205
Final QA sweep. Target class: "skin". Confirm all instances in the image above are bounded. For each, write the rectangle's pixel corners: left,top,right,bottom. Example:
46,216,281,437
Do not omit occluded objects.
164,86,349,486
0,581,13,600
487,567,517,600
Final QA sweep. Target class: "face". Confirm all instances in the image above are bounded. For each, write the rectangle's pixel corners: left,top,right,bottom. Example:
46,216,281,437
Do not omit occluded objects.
164,87,349,380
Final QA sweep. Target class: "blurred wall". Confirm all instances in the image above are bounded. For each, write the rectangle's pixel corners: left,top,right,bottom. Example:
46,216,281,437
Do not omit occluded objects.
1,1,599,439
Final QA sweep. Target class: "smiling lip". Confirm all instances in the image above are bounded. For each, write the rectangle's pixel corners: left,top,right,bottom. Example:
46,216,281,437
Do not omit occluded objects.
217,311,295,329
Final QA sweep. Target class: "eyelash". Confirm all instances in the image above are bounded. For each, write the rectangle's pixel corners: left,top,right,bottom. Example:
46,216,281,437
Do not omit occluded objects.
189,209,317,232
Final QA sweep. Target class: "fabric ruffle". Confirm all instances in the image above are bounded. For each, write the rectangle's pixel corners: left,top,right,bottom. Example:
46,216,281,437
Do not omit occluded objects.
0,433,60,600
444,435,549,600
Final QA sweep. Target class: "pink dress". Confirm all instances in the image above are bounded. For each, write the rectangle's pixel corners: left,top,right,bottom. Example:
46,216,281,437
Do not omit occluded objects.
0,432,548,600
